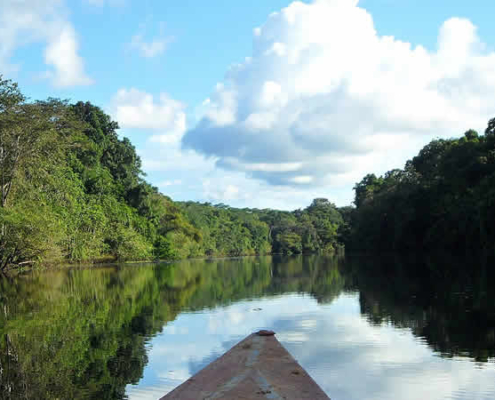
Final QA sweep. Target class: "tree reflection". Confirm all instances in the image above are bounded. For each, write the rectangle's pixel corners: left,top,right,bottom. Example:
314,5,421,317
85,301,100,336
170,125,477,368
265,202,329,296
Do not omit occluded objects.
0,255,344,399
3,253,492,399
345,252,495,363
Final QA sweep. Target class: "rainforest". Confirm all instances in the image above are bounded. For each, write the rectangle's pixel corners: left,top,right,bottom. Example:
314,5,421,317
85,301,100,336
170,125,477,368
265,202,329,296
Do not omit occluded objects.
1,76,495,271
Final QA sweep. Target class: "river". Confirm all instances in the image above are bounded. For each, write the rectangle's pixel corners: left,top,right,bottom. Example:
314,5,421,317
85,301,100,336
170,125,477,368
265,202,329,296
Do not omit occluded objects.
1,254,494,399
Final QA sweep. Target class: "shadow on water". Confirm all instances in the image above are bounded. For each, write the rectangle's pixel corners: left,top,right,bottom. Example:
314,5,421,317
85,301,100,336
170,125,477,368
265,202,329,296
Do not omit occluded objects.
0,252,494,398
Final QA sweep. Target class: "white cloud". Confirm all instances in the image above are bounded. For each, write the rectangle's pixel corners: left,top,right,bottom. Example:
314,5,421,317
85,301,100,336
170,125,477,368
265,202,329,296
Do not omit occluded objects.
44,24,94,87
128,22,173,58
182,0,495,192
202,180,241,202
243,161,303,173
0,0,93,87
129,33,172,58
108,88,311,208
110,88,187,140
138,136,334,208
108,87,213,205
197,171,346,208
159,179,182,187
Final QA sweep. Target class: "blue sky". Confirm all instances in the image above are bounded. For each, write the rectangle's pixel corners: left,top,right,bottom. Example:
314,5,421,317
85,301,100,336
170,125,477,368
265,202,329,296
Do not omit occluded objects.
2,0,495,209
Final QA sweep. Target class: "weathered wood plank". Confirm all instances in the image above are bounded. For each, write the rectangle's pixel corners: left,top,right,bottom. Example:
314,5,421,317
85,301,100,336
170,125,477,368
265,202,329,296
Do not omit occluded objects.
161,330,330,400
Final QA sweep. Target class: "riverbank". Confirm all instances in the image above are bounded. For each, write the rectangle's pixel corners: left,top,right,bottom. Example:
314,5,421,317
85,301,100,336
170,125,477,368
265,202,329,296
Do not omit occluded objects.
2,248,345,274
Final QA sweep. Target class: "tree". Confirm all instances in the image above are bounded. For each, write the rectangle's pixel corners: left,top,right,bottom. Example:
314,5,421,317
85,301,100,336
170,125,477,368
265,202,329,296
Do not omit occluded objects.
464,129,479,141
485,117,495,136
353,174,382,208
346,116,495,252
0,78,351,269
0,77,26,208
276,231,302,254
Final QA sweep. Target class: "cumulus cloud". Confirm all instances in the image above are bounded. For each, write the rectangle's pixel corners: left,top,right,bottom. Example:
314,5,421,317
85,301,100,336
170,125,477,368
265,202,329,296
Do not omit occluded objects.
43,24,94,87
196,170,351,208
138,137,332,209
110,88,187,141
202,180,241,202
0,0,93,87
182,0,495,189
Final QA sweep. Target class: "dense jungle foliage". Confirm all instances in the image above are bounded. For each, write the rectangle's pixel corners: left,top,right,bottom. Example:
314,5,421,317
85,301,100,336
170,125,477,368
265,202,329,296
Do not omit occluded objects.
2,75,495,270
0,77,342,270
345,118,495,251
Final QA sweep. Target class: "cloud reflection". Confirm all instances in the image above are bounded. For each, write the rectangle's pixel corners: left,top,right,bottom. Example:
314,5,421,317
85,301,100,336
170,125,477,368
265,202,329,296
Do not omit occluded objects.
126,293,495,400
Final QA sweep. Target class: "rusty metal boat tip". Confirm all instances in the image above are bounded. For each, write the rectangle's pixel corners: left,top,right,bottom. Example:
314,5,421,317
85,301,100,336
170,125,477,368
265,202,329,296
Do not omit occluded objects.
256,329,275,336
161,330,330,399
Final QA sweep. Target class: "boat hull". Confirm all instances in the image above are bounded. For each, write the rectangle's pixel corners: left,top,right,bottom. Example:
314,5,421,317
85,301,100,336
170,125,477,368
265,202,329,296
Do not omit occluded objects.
161,331,330,400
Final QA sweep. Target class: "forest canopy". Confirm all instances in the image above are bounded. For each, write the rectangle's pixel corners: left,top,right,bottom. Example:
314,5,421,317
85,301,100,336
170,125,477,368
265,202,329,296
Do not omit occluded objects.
345,119,495,251
0,77,343,270
1,76,495,270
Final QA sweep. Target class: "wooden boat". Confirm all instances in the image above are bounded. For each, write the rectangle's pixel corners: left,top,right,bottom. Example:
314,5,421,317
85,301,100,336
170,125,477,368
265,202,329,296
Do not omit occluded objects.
160,330,330,400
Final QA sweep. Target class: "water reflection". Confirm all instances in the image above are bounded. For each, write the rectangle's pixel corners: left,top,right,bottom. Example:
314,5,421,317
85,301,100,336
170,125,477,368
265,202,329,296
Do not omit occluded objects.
0,254,494,399
345,253,495,363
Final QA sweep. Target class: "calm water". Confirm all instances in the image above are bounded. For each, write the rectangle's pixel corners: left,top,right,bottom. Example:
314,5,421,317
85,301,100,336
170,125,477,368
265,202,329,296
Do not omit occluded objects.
1,254,494,399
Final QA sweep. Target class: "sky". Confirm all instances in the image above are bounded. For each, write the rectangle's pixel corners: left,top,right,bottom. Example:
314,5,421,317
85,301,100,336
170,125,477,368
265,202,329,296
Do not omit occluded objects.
1,0,495,209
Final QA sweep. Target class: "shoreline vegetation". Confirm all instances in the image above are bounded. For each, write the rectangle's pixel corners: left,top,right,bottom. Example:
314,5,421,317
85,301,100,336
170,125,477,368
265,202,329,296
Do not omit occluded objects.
1,76,495,271
0,77,344,271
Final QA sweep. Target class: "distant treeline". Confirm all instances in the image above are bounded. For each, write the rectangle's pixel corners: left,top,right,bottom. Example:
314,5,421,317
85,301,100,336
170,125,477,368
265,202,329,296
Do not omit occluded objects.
0,77,343,270
2,76,495,270
344,118,495,251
